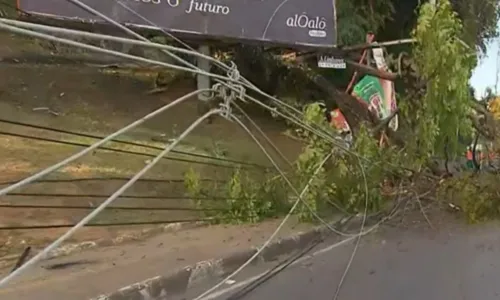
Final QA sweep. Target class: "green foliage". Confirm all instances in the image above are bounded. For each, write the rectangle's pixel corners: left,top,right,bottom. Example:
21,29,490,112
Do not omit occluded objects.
292,103,403,220
336,0,395,45
182,102,404,224
293,104,332,220
439,173,500,223
451,0,500,53
403,0,475,161
183,167,290,224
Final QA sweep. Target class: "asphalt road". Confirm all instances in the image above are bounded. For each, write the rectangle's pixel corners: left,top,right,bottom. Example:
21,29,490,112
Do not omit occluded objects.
186,222,500,300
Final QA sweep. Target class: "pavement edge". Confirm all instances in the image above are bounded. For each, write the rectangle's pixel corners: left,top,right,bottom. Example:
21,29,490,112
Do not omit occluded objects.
91,215,364,300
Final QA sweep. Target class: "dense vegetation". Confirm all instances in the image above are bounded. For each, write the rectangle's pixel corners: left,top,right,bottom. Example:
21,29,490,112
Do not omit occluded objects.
184,0,500,224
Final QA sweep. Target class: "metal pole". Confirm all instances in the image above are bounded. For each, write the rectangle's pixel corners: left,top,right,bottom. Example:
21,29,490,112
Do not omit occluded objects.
197,45,211,101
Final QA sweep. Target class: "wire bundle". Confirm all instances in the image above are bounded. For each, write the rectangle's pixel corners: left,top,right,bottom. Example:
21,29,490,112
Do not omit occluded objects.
0,2,379,299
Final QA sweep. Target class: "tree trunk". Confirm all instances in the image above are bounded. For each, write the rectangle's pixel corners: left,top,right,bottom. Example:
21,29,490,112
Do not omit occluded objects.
306,71,376,135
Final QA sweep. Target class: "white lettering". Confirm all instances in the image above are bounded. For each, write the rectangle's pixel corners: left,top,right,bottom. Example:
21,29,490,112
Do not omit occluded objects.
307,19,316,29
167,0,179,6
208,4,217,13
286,13,328,31
318,56,346,69
134,0,163,4
185,0,230,15
185,0,194,13
297,13,308,28
318,17,326,29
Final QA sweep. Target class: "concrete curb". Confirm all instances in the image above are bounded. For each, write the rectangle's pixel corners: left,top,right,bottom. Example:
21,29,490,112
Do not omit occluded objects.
0,221,207,269
91,215,368,300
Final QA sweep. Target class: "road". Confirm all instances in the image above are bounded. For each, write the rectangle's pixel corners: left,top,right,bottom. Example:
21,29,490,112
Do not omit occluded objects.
185,221,500,300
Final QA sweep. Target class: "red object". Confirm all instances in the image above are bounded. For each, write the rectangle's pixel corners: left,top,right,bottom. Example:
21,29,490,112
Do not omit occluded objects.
330,109,350,132
329,32,375,134
466,150,473,160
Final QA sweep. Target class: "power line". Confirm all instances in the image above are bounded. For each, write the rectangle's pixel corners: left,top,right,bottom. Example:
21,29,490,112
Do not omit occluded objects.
0,17,338,159
0,89,209,197
0,118,269,169
0,204,224,211
0,218,213,230
5,192,237,201
0,107,220,287
0,130,264,170
191,130,337,300
0,177,225,186
0,16,335,149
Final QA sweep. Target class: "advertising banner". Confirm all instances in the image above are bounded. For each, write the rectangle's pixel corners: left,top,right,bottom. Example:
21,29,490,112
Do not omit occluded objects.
351,75,398,131
18,0,337,48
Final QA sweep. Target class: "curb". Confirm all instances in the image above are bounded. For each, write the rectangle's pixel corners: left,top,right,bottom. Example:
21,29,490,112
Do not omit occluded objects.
91,215,369,300
0,221,207,269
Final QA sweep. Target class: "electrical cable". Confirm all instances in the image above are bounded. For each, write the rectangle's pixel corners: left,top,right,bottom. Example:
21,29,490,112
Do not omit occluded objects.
184,109,372,300
0,108,220,287
0,118,270,169
0,17,336,155
0,22,233,83
0,20,321,156
233,103,367,238
0,204,225,211
0,130,263,170
112,0,231,72
0,17,228,73
191,109,369,300
5,192,243,201
0,177,225,185
225,237,325,300
65,0,208,73
0,88,208,197
66,0,308,139
222,198,405,300
191,129,335,300
224,216,354,300
52,1,334,141
240,92,418,180
0,218,214,230
332,167,369,300
232,104,293,167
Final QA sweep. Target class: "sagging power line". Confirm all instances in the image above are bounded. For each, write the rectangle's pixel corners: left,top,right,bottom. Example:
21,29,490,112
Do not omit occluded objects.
0,118,269,169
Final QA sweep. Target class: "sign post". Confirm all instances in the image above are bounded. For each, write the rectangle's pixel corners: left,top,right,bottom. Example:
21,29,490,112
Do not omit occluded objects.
196,44,211,102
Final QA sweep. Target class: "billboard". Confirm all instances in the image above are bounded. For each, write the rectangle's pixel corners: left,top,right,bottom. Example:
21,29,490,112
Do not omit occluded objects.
17,0,337,48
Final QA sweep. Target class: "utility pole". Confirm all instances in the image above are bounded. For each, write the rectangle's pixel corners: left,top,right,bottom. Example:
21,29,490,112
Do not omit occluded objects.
197,45,211,102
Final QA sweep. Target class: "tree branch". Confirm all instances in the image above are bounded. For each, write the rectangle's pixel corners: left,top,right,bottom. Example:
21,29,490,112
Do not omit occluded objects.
345,59,398,81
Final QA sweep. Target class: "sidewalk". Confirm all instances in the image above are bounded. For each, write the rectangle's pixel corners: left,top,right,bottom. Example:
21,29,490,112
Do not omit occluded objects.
0,217,314,300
